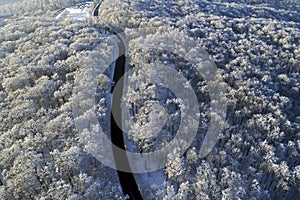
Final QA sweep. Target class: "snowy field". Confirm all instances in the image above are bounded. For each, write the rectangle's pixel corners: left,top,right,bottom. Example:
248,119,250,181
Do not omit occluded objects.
55,1,93,20
0,0,20,5
0,0,299,199
0,0,88,16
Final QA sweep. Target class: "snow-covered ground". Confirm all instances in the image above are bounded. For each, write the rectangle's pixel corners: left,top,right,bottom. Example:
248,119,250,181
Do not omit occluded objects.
0,0,90,17
0,0,20,6
55,1,93,21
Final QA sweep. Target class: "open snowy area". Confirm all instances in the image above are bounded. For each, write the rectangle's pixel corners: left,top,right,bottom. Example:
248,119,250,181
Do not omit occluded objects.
0,0,300,199
0,0,88,16
55,1,93,20
0,0,20,6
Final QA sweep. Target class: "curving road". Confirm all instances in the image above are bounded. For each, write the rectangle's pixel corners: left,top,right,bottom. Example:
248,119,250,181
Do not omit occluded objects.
93,2,143,200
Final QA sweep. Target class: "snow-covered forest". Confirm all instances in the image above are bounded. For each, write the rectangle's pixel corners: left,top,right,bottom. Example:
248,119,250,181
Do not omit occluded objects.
0,0,299,199
98,0,299,199
0,0,90,16
0,11,126,199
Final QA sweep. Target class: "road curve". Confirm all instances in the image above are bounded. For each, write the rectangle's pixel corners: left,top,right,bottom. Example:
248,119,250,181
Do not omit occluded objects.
93,2,143,200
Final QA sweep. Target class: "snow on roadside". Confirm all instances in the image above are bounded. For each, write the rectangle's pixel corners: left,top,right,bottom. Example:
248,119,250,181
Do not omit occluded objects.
122,131,165,198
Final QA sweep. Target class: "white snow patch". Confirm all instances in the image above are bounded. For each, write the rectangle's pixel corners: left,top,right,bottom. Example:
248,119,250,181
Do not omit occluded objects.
55,1,93,21
122,128,165,198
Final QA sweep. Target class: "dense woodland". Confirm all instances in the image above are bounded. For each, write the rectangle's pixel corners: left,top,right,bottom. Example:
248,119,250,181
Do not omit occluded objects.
99,0,300,199
0,12,126,199
0,0,299,199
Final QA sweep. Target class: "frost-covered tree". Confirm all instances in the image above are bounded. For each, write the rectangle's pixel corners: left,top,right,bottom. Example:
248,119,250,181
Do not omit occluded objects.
0,13,125,200
98,0,300,199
